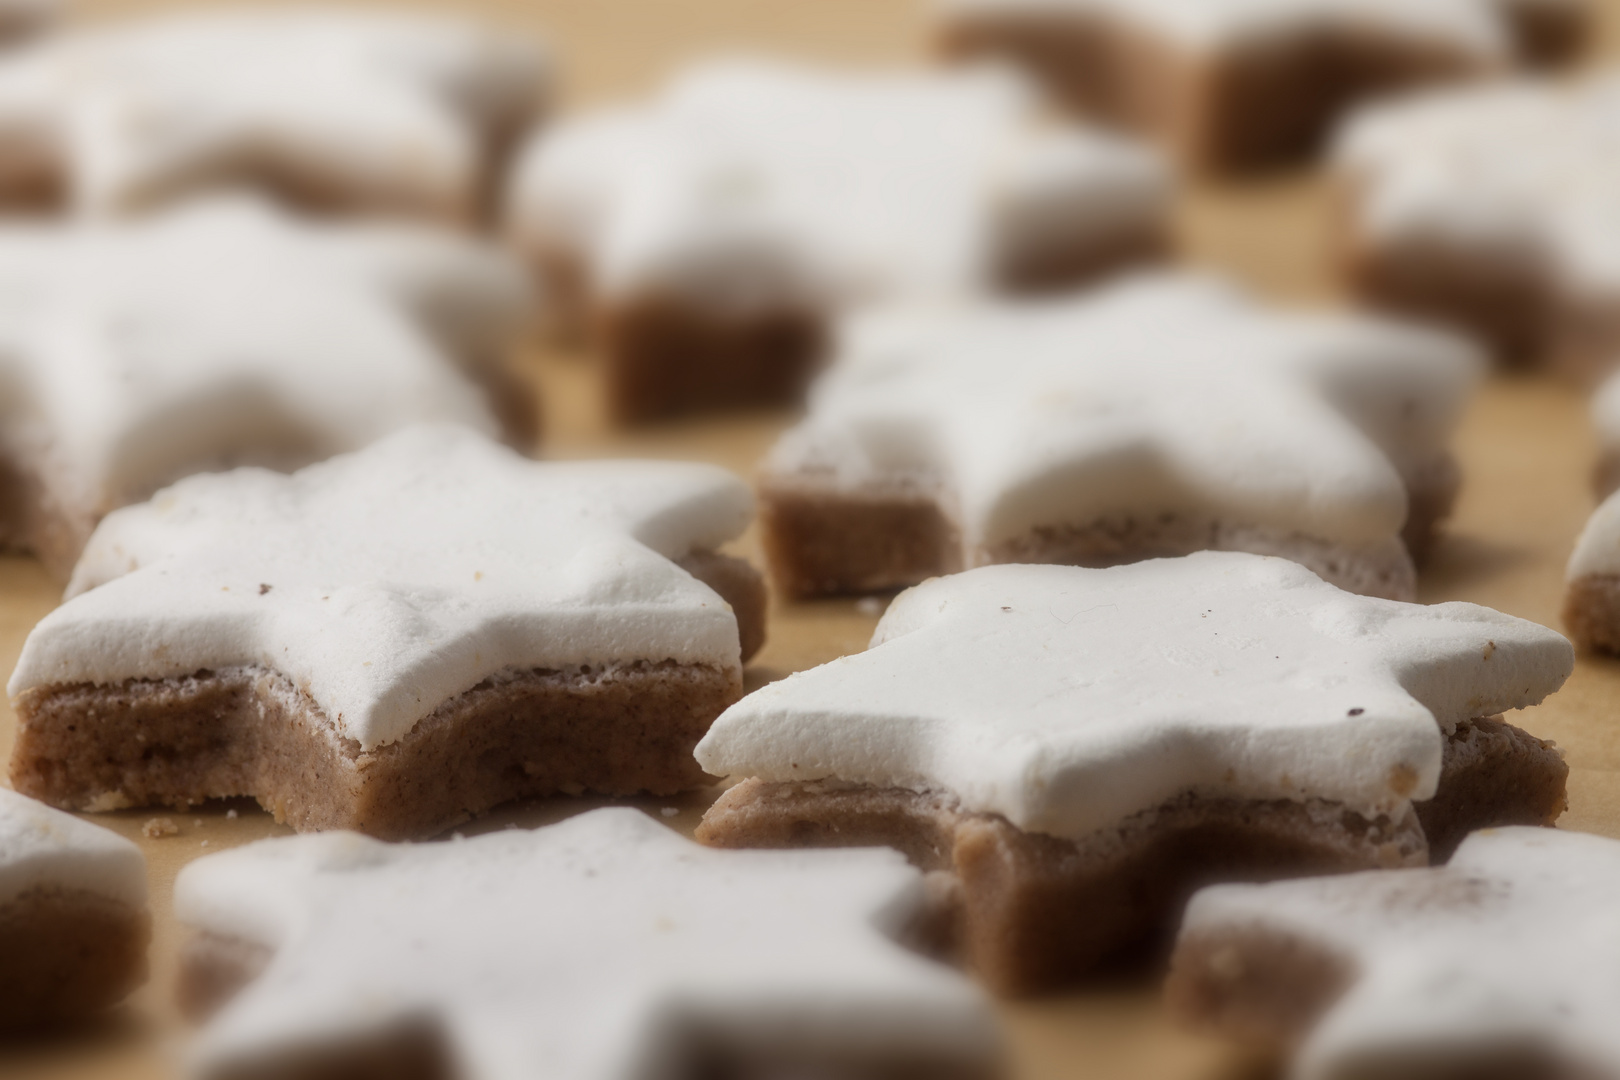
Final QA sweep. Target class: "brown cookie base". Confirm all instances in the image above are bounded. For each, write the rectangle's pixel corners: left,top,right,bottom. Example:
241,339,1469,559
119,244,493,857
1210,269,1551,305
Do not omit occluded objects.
696,717,1564,995
531,226,1165,426
178,930,995,1080
0,886,150,1033
938,12,1499,172
758,471,1429,602
1562,572,1620,654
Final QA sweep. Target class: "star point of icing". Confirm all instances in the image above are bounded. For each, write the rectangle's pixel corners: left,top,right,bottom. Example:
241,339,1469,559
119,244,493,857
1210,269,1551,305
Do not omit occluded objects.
1177,826,1620,1078
0,8,547,218
175,807,999,1080
0,196,532,563
695,552,1572,840
10,424,756,751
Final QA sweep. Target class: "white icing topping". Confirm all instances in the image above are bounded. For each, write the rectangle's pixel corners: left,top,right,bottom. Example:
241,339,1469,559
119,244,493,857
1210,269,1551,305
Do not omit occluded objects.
175,807,999,1079
767,273,1479,556
1565,485,1620,579
695,553,1573,841
937,0,1537,56
0,7,547,217
10,424,756,751
1337,74,1620,303
1179,827,1620,1079
508,58,1168,310
0,196,528,534
0,787,146,907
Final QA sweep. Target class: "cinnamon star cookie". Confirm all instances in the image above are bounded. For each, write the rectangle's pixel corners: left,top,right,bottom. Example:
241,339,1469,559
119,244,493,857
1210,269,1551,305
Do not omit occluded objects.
9,424,765,840
0,7,547,217
174,808,999,1080
508,58,1169,422
760,274,1478,601
937,0,1589,171
0,787,149,1032
0,196,534,579
1170,826,1620,1079
696,553,1572,993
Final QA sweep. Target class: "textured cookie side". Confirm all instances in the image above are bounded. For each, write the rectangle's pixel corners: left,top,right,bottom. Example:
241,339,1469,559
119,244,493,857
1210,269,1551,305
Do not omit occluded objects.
0,885,150,1032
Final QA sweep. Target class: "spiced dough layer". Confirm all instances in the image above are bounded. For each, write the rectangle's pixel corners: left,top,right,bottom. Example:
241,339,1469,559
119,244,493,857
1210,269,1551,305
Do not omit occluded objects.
540,228,1168,425
11,555,764,841
938,7,1585,173
0,885,150,1032
696,716,1565,994
1562,573,1620,655
758,460,1458,600
176,933,994,1080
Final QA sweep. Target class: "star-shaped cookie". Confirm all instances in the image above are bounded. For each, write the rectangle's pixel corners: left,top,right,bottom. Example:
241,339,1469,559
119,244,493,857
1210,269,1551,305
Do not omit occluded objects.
1336,74,1620,370
0,195,534,578
696,553,1572,990
9,424,764,839
0,7,547,217
509,58,1169,420
1170,826,1620,1079
174,807,1000,1080
761,273,1479,600
1,786,149,1030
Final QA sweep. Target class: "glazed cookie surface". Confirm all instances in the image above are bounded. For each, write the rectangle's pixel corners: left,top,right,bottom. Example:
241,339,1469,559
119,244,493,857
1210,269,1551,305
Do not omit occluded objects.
1170,826,1620,1079
0,196,534,578
175,807,1000,1080
1337,75,1620,372
760,273,1479,600
0,6,547,217
697,553,1572,990
9,424,764,838
935,0,1588,171
509,58,1169,421
0,787,149,1030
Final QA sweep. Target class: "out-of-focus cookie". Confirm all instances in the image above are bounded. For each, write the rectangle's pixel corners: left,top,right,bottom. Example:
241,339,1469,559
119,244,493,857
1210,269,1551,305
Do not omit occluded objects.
0,7,547,217
8,424,765,840
0,196,535,579
1169,826,1620,1079
1336,75,1620,374
696,553,1572,993
1560,483,1620,654
936,0,1590,172
759,274,1478,601
0,0,51,46
508,58,1170,422
174,807,1000,1080
1,787,149,1032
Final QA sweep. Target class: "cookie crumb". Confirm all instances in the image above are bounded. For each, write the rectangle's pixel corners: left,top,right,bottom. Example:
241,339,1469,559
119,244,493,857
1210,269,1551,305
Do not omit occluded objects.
855,597,885,617
226,808,238,819
142,817,179,838
660,807,679,818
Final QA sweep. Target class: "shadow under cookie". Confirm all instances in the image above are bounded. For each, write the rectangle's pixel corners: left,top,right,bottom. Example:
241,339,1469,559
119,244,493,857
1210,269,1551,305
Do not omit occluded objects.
697,716,1566,995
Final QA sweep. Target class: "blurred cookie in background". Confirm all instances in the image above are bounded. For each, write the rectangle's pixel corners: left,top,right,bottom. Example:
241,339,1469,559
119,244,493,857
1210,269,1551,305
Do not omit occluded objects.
0,6,548,219
697,554,1573,993
758,273,1479,602
1169,827,1620,1080
9,425,764,841
507,58,1170,423
935,0,1591,172
1337,75,1620,377
0,787,149,1034
0,0,51,47
0,196,535,578
173,809,1000,1080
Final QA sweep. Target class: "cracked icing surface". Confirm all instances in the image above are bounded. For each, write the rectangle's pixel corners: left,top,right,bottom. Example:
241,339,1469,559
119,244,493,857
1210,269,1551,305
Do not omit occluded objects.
509,57,1167,308
175,807,998,1080
1179,826,1620,1079
0,786,145,907
696,553,1572,841
0,6,547,217
9,424,755,751
1338,75,1620,303
766,274,1479,556
0,196,528,527
937,0,1542,55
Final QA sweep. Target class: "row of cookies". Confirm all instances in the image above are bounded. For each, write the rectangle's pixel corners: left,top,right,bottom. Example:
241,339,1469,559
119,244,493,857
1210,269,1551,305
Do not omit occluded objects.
5,523,1609,1076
